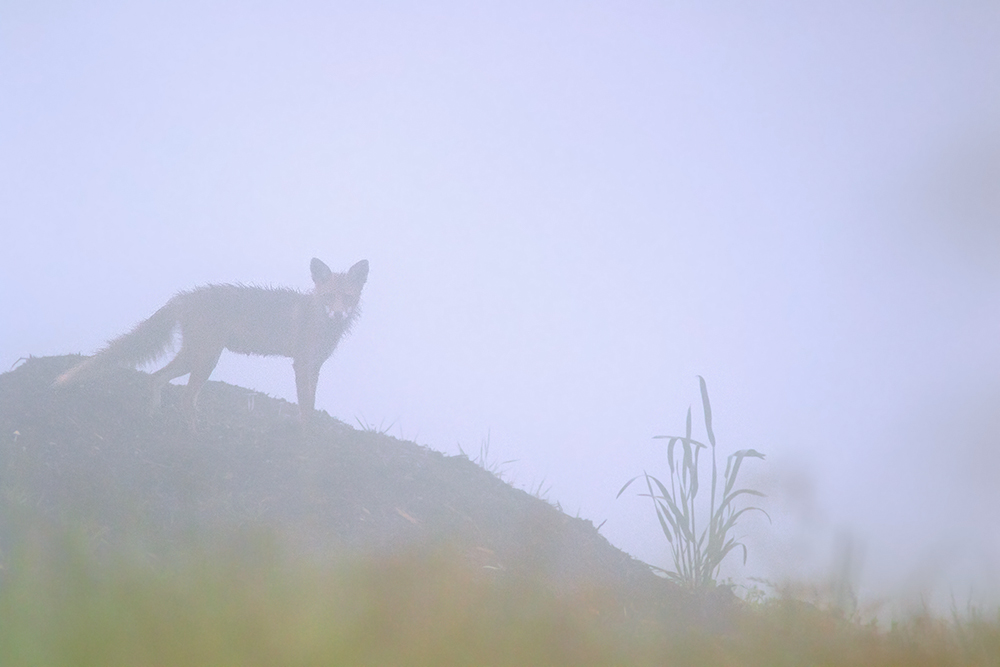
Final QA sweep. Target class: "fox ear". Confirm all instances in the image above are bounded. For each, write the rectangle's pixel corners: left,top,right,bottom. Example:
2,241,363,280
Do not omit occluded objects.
348,259,369,285
310,258,333,285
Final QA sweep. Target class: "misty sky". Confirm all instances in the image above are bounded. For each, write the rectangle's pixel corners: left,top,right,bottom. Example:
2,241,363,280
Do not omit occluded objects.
3,2,999,614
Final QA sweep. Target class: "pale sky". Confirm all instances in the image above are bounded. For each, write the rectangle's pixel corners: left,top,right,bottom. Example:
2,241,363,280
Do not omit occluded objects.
3,1,999,615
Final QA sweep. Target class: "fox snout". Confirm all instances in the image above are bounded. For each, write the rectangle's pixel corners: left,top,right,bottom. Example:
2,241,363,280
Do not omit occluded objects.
324,301,355,321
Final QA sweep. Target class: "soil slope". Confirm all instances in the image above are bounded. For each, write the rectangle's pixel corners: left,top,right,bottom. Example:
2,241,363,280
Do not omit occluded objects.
0,356,712,628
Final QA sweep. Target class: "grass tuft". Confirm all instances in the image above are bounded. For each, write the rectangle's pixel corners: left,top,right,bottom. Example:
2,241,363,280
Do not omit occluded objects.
619,376,769,589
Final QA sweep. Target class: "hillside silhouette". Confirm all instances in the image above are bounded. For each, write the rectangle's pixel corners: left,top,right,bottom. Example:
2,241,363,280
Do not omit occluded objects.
0,355,720,630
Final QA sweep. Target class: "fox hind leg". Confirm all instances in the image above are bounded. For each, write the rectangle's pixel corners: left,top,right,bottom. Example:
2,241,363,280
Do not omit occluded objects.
148,354,193,412
150,342,224,426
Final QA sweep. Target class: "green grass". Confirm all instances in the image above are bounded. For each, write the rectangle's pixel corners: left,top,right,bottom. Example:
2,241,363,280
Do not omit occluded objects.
1,526,998,667
619,376,769,589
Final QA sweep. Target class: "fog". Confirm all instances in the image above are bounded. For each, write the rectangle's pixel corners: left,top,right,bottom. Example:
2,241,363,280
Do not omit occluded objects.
3,2,998,615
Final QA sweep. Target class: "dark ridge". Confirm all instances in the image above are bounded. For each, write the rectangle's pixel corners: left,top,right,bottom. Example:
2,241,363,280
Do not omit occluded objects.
0,356,724,631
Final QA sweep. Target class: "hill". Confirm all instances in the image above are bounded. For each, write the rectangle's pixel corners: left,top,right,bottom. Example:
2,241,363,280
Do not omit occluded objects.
0,355,701,628
4,357,998,665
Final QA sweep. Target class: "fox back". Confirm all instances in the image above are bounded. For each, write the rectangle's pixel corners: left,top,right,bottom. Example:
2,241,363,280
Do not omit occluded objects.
175,258,368,360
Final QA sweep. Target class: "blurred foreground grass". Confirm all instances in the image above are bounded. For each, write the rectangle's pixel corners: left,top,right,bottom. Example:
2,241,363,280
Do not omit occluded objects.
2,527,999,667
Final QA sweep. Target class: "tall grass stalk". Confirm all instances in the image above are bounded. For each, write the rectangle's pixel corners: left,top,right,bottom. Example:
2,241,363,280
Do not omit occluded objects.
618,376,769,589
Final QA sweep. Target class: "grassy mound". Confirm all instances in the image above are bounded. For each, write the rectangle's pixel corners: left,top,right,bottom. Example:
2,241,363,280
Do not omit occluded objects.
1,356,998,665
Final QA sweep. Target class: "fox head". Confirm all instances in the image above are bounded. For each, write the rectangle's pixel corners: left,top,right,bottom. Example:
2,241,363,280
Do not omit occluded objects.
311,258,369,323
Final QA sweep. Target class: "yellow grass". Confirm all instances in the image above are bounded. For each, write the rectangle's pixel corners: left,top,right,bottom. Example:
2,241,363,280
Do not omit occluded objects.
1,527,998,667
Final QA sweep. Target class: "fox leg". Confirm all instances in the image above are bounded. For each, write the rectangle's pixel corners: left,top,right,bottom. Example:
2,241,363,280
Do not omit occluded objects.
150,343,223,425
292,358,323,418
149,354,194,412
181,347,224,423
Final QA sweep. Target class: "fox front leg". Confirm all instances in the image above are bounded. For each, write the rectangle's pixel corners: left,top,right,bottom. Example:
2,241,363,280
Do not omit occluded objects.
292,358,323,419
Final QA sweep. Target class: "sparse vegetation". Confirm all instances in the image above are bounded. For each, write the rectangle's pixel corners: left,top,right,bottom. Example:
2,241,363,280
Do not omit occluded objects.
458,430,517,481
619,376,769,589
354,413,396,435
3,358,999,665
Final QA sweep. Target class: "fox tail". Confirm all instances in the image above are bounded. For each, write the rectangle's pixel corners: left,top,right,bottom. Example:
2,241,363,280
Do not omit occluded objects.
54,302,178,386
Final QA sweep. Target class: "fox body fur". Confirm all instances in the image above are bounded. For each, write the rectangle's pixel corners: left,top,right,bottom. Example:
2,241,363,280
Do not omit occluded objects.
56,258,369,422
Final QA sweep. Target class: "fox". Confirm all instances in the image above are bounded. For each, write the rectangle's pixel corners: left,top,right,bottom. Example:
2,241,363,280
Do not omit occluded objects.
55,258,369,424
